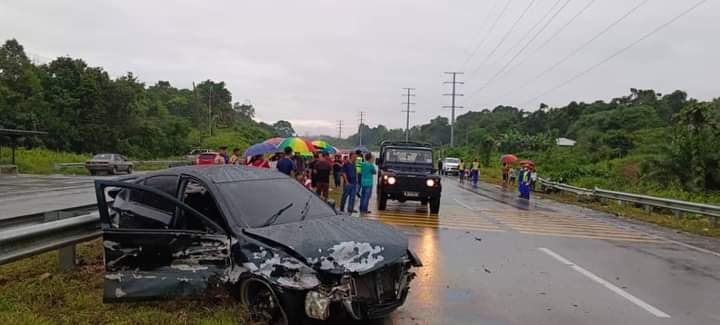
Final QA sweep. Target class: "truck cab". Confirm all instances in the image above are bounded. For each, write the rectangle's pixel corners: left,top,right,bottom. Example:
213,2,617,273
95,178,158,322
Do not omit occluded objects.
376,141,442,214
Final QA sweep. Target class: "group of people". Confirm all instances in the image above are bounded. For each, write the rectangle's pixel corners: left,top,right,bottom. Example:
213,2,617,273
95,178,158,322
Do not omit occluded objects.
456,159,481,187
502,163,537,200
274,147,377,214
210,146,271,168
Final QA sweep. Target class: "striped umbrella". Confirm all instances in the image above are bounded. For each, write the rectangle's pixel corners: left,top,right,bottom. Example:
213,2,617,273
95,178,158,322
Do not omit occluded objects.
278,137,316,156
263,137,285,145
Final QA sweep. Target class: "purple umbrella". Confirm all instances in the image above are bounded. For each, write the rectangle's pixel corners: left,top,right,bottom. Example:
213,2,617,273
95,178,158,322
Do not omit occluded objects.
244,143,278,157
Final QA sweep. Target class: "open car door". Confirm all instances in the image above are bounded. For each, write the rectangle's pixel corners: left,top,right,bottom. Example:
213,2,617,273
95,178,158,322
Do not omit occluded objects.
95,180,231,302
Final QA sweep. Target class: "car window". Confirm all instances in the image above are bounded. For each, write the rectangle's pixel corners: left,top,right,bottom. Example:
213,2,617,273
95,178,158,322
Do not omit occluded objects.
445,158,460,164
385,148,433,164
141,176,178,212
218,178,335,228
179,179,225,233
110,187,175,229
93,154,113,160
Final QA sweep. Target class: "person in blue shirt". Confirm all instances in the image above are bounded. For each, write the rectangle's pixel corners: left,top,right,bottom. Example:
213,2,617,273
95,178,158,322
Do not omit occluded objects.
276,147,295,176
359,153,376,214
340,153,358,213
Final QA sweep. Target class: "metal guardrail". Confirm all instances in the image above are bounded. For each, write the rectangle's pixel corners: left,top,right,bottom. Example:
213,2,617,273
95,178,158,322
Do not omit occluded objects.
0,213,100,269
53,160,186,171
538,178,720,225
0,203,98,229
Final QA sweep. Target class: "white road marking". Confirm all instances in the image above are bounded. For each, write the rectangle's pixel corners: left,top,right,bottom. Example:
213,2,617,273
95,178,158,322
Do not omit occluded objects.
453,198,477,211
538,247,671,319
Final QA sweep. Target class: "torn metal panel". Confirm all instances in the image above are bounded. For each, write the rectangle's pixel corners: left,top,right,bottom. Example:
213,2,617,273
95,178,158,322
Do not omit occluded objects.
243,215,408,274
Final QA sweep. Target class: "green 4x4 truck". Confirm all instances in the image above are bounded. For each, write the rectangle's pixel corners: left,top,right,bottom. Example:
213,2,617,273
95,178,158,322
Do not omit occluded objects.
376,141,442,214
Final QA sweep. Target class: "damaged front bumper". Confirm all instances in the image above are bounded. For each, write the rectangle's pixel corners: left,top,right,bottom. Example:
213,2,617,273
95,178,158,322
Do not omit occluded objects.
304,266,416,321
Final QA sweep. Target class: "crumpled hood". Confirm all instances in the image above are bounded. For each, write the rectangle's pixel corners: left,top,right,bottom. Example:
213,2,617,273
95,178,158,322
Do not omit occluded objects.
243,215,409,275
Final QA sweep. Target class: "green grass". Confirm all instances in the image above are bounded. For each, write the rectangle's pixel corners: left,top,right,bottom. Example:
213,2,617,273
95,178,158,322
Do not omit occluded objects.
0,148,89,175
0,240,251,324
476,168,720,238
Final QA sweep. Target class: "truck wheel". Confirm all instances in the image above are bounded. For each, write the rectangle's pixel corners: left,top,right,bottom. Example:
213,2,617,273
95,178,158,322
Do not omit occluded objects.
430,196,440,214
111,167,118,175
378,193,387,211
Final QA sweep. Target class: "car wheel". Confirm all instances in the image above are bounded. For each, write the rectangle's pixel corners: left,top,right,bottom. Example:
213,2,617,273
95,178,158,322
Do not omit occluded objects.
111,167,118,175
239,278,301,325
127,165,133,174
378,192,387,211
89,170,96,176
430,196,440,214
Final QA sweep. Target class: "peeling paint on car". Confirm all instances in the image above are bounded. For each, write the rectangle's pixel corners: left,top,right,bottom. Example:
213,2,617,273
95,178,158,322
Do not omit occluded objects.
316,241,386,273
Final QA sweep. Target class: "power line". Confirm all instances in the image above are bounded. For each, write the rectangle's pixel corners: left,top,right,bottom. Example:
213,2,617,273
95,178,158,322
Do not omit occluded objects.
459,0,514,69
502,0,650,99
443,72,464,147
491,0,598,86
522,0,711,107
401,88,417,141
468,0,538,78
472,0,574,94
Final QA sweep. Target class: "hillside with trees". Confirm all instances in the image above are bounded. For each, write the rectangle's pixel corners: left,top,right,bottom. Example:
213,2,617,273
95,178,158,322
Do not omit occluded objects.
0,39,288,159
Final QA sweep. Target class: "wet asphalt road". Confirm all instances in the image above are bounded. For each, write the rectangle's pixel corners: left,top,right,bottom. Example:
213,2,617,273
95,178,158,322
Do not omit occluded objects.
363,178,720,325
3,174,720,324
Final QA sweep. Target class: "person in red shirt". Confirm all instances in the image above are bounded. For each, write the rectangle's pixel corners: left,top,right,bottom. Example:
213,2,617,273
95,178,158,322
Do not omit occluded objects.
249,154,270,168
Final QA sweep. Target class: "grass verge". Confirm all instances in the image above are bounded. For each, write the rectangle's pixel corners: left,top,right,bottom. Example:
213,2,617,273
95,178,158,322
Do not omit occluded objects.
0,240,250,325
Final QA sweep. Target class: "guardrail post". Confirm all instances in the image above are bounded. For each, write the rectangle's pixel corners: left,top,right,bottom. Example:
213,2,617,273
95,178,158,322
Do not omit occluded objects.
711,217,718,227
617,200,625,208
672,210,684,219
644,205,653,214
58,245,76,270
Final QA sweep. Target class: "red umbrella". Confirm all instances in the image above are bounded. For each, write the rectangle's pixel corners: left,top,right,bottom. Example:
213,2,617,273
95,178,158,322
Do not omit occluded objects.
519,160,535,169
501,154,518,164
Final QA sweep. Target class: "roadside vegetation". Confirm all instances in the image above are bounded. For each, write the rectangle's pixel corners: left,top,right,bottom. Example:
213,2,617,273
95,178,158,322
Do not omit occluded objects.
0,240,249,325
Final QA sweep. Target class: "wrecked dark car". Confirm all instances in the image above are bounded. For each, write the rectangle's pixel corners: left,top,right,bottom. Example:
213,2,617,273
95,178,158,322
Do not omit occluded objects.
95,165,421,324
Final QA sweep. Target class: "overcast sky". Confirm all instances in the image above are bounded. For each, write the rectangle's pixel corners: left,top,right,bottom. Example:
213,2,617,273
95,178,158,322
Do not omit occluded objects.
2,0,718,136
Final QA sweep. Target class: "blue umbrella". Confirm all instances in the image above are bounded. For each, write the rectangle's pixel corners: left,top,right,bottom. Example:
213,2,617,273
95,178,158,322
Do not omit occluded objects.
352,146,369,153
244,143,278,157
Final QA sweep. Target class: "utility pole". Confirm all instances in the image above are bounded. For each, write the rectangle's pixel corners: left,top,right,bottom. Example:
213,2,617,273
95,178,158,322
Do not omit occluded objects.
443,72,464,146
337,120,344,139
358,112,365,146
401,88,416,141
208,86,213,137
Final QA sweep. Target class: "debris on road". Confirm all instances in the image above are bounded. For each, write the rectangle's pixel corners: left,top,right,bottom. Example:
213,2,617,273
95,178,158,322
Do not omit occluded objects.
474,237,483,242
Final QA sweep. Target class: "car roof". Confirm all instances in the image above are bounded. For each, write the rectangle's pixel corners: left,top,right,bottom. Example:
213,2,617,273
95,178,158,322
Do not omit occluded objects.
149,165,288,184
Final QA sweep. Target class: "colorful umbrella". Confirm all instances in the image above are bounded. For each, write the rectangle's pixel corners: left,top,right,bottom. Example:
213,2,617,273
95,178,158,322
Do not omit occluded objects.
263,137,285,145
519,160,535,166
501,154,518,164
311,140,331,149
244,143,278,157
352,146,370,154
278,137,316,155
321,146,338,154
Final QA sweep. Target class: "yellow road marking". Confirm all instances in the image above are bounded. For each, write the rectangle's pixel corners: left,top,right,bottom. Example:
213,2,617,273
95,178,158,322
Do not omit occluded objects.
369,214,496,227
518,231,663,243
510,228,655,241
380,221,506,232
372,212,493,223
365,217,502,231
500,222,635,233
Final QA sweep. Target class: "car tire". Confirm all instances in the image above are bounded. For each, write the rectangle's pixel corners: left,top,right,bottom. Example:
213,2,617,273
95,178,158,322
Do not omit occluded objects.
127,165,133,174
111,167,118,175
89,170,96,176
239,277,302,325
377,190,387,211
430,196,440,214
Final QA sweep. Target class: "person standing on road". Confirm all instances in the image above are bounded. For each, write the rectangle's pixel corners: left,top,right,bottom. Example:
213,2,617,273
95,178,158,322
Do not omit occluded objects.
470,159,480,187
530,169,538,191
276,147,295,176
340,153,358,213
229,148,241,164
502,163,509,185
355,150,364,198
509,167,517,185
518,166,531,199
359,153,376,214
314,153,332,200
332,155,342,188
438,159,443,176
293,152,305,181
250,154,270,168
218,146,229,164
458,160,465,184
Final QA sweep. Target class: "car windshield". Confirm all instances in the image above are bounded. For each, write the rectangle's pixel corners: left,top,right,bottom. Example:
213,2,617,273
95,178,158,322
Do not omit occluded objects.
93,154,113,160
445,158,460,164
218,178,335,228
385,148,433,164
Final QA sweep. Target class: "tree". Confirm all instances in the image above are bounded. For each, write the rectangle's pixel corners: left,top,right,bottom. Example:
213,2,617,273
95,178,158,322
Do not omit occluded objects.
273,120,295,137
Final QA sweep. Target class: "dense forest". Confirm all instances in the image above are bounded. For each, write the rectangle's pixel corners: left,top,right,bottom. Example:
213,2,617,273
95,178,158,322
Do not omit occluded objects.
0,39,297,158
350,89,720,198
